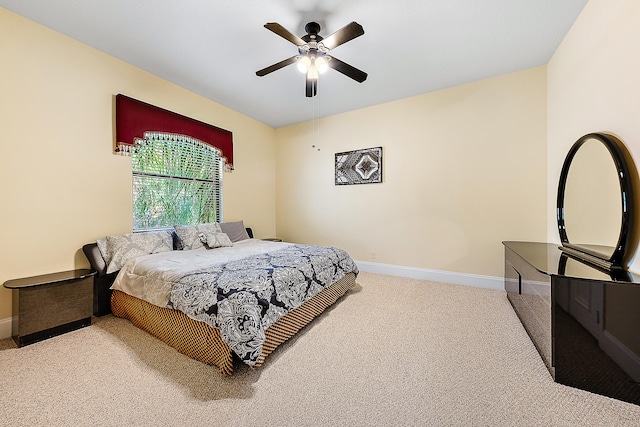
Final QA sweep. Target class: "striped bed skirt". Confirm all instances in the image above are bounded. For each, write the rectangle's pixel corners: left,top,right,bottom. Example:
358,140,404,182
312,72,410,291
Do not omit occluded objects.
110,272,356,375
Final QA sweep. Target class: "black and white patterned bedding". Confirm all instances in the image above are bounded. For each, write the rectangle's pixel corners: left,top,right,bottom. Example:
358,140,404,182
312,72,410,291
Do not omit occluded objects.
167,244,358,365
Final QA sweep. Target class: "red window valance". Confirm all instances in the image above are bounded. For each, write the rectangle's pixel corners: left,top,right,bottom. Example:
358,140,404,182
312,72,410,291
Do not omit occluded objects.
115,94,233,169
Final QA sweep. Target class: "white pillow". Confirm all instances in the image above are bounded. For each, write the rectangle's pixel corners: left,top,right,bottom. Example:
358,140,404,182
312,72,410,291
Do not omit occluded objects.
96,231,173,274
203,231,233,249
174,223,223,250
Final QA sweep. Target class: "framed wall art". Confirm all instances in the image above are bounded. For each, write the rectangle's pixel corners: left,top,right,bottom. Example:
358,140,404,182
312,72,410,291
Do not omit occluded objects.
335,146,383,185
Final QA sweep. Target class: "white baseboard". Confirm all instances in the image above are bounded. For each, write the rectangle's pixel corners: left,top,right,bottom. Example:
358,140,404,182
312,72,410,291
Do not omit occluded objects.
0,263,503,339
0,317,13,340
354,260,504,291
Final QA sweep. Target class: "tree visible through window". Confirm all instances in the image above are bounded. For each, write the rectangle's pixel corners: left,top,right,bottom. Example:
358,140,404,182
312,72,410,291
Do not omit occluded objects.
132,132,223,230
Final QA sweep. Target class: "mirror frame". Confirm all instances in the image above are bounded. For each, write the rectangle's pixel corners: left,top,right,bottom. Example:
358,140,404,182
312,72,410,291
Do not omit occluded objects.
557,132,636,270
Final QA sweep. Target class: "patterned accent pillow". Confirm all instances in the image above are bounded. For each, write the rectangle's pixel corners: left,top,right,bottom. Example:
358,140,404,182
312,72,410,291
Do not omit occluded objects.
174,223,223,250
203,231,233,249
96,231,173,274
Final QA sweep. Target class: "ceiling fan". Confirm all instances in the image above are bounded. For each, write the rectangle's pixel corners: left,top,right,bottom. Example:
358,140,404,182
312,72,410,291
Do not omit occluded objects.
256,21,368,97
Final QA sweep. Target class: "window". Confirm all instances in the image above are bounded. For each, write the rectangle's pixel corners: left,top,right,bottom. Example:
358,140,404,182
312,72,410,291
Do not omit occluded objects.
132,132,223,230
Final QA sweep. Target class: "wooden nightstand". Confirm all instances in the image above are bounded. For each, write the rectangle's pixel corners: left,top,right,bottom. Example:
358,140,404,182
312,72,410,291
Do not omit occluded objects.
3,269,95,347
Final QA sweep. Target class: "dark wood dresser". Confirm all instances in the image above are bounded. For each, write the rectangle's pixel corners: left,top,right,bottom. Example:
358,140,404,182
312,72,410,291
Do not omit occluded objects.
504,241,640,406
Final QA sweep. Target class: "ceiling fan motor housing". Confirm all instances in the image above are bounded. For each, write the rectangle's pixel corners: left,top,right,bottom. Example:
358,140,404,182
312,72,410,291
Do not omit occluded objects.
304,22,322,37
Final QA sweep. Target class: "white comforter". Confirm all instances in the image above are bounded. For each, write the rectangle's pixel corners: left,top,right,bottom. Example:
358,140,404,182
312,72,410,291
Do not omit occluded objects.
112,239,291,308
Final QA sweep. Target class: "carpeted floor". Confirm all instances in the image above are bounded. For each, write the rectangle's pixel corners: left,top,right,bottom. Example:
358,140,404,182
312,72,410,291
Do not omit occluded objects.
1,272,639,426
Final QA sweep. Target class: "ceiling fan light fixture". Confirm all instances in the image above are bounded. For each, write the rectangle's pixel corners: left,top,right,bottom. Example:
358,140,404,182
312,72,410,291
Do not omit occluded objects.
297,56,311,73
307,65,319,80
315,56,329,74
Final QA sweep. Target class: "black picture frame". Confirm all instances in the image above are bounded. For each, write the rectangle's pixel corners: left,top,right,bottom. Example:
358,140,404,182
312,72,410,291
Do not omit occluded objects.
335,147,383,185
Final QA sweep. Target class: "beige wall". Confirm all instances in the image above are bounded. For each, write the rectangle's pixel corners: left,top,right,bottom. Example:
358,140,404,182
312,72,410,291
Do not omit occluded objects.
0,9,277,322
13,0,637,325
547,0,640,271
275,67,548,278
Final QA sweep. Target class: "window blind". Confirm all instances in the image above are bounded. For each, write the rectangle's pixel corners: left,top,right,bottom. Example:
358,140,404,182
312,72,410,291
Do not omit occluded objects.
132,132,223,230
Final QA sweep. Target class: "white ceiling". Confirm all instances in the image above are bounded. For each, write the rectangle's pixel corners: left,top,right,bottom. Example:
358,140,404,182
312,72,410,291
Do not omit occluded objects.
1,0,588,128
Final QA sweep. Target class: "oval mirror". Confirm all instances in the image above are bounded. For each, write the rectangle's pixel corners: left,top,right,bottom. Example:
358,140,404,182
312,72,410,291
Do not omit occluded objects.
557,133,636,270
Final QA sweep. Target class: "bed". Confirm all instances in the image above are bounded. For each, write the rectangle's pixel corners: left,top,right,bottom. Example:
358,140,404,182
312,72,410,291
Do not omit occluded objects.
82,221,358,375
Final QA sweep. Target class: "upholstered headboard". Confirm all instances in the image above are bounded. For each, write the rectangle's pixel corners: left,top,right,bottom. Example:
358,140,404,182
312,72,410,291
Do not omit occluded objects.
82,242,118,316
82,242,107,276
83,225,253,316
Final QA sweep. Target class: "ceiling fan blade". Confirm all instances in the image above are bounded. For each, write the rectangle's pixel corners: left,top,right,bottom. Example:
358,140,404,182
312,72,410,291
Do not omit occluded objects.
327,56,368,83
320,22,364,50
256,56,298,76
264,22,306,46
306,79,317,97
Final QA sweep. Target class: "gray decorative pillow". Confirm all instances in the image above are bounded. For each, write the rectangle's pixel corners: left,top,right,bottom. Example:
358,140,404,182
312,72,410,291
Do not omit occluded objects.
96,231,173,274
220,220,251,242
174,223,223,250
203,231,233,249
